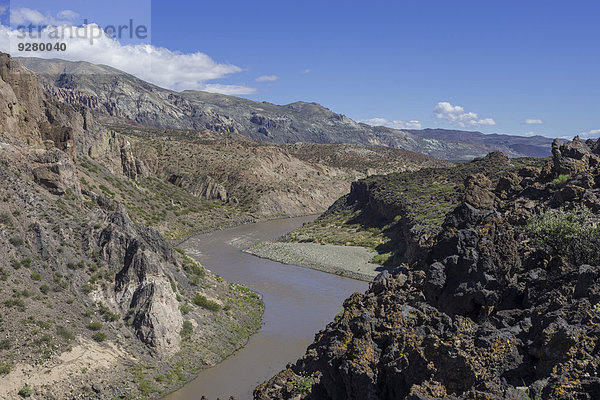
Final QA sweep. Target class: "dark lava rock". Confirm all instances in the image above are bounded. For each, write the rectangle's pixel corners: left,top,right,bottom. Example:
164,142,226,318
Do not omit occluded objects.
255,139,600,399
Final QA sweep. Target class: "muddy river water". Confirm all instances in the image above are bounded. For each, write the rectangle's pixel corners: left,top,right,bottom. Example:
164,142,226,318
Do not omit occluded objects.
164,216,368,400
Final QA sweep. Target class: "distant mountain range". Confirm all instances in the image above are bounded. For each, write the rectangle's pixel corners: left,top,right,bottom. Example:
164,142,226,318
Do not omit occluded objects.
17,57,553,160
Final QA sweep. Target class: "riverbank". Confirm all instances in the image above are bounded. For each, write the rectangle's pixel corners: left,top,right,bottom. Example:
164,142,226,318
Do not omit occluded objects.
246,241,385,282
163,216,367,400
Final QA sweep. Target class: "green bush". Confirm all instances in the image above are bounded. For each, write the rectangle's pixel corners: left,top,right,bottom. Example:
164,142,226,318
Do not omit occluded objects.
0,213,12,226
5,298,26,312
56,326,75,341
92,332,106,342
18,384,33,397
180,320,193,337
0,339,11,350
550,174,570,190
9,237,24,247
0,361,13,375
179,303,193,315
30,272,42,281
39,284,50,294
294,373,315,395
86,321,103,331
193,294,221,312
523,206,600,266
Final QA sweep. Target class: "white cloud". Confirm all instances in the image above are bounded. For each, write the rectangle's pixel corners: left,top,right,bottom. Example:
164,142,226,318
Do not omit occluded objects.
203,83,256,95
360,117,422,130
255,75,278,82
578,129,600,139
434,101,496,128
0,19,255,94
301,69,311,74
523,131,536,137
10,7,78,26
524,118,543,125
57,10,79,21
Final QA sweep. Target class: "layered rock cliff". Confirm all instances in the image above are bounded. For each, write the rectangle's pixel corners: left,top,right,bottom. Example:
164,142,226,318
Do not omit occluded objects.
0,52,263,399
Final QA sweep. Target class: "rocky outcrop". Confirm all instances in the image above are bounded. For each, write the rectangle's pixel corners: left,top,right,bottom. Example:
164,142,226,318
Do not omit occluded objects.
168,174,228,202
95,211,183,354
31,148,81,196
255,139,600,400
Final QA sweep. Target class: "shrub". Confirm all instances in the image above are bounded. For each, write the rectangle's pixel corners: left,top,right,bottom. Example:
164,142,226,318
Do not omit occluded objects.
18,384,33,397
0,339,11,350
294,373,315,395
30,272,42,281
39,284,50,294
92,332,106,342
5,298,26,312
193,294,221,312
550,174,570,190
9,237,24,247
0,213,12,226
0,361,13,375
56,326,75,341
86,321,103,331
180,320,193,337
179,303,193,315
523,206,600,266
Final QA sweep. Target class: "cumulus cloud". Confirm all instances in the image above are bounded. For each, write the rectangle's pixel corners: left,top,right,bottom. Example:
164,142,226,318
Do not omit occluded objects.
10,7,78,26
255,75,278,82
360,117,422,130
434,101,496,128
57,10,79,21
578,129,600,139
301,69,311,74
523,131,536,137
524,119,543,125
0,11,254,95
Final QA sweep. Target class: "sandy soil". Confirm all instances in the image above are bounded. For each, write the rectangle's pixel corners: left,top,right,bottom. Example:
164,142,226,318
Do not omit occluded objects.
0,337,133,399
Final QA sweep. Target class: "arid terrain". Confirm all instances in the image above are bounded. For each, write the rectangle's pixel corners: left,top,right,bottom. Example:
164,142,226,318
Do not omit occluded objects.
0,53,453,399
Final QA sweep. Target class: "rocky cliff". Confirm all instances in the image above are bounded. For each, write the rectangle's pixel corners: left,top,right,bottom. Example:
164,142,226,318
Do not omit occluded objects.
282,152,544,268
255,137,600,399
0,52,263,399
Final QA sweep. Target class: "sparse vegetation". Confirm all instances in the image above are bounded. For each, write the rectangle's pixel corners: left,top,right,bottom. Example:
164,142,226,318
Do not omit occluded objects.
18,384,33,398
294,373,315,395
9,236,25,247
180,320,193,338
56,325,75,341
193,294,221,312
92,332,106,342
0,361,13,375
523,206,600,266
86,321,103,331
550,173,570,190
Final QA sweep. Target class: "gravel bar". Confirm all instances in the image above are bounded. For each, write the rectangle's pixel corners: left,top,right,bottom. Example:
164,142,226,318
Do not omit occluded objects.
246,241,385,282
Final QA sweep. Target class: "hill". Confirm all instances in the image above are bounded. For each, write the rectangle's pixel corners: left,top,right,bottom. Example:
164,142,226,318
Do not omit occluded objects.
18,57,551,161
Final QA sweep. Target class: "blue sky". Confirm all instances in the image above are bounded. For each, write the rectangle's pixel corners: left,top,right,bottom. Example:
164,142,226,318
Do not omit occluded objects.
1,0,599,138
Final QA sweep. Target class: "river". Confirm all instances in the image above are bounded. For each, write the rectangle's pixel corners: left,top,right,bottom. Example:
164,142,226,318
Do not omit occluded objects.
164,216,368,400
